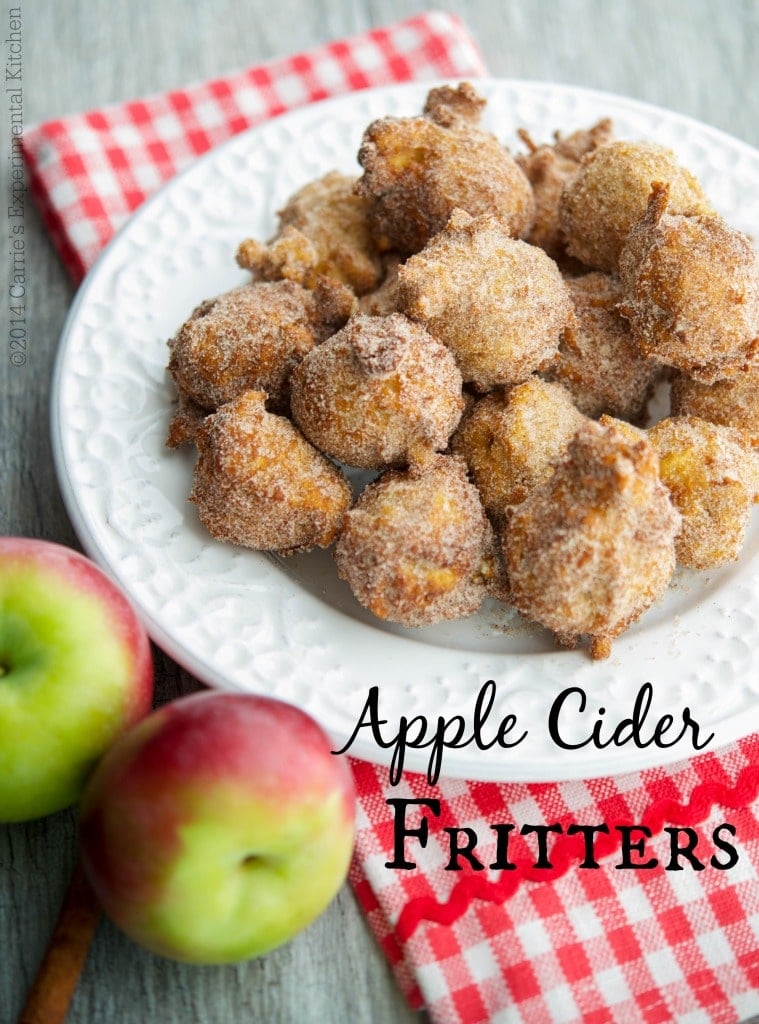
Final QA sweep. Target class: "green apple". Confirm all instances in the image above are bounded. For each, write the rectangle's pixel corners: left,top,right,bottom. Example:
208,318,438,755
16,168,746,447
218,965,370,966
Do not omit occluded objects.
78,691,356,963
0,537,154,822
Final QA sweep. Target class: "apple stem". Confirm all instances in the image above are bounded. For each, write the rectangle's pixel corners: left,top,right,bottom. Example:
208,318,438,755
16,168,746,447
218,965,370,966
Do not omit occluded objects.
17,860,101,1024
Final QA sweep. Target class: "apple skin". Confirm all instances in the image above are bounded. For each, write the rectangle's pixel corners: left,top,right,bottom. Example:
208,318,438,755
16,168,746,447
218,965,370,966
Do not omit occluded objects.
0,537,154,822
78,691,357,964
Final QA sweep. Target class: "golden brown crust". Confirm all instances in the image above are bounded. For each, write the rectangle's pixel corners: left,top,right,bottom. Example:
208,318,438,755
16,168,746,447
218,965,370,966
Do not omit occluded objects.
559,140,712,271
166,394,208,449
618,183,759,383
546,271,662,421
398,210,573,390
334,454,499,626
357,253,402,316
451,377,587,519
670,366,759,447
189,390,352,555
516,119,614,262
276,172,383,294
648,415,759,569
290,312,464,469
503,419,680,657
422,82,487,128
167,280,352,415
355,85,535,255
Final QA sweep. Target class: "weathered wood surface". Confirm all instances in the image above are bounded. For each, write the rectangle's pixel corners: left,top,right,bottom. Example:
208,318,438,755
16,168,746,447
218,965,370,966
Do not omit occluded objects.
2,2,758,1021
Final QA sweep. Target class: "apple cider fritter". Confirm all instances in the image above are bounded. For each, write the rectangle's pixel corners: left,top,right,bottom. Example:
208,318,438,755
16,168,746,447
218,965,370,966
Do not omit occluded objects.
559,140,712,271
290,312,463,470
334,454,499,627
355,82,535,255
547,271,662,422
504,420,680,659
164,82,759,656
619,183,759,384
237,171,383,295
516,118,614,263
648,416,759,569
670,366,759,448
190,390,352,555
398,210,573,390
451,377,587,519
167,278,354,419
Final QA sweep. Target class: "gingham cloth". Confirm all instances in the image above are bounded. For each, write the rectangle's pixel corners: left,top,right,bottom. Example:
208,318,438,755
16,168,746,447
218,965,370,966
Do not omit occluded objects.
22,13,759,1024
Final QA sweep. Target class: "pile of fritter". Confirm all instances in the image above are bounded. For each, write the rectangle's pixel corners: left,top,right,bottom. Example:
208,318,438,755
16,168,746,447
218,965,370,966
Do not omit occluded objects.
166,83,759,659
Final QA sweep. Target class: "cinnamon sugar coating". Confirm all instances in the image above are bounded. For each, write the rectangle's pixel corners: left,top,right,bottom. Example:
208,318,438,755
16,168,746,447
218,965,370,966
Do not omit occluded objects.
358,253,402,316
451,377,587,519
546,271,662,421
398,210,573,390
166,393,207,449
670,366,759,447
648,416,759,569
237,171,382,295
290,312,464,469
516,118,614,263
619,183,759,384
167,279,354,415
355,83,535,255
163,85,759,651
189,390,352,555
503,420,680,658
559,140,712,271
334,454,499,627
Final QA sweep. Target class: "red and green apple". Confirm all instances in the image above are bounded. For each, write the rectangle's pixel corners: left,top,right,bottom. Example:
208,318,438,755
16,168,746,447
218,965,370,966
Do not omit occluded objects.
78,691,356,964
0,537,154,822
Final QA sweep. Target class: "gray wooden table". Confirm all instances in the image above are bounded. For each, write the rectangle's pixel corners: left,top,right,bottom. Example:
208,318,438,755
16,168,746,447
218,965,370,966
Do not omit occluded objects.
2,1,758,1022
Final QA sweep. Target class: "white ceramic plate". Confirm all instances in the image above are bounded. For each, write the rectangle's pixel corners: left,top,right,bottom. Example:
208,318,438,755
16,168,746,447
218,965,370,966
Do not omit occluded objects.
52,79,759,783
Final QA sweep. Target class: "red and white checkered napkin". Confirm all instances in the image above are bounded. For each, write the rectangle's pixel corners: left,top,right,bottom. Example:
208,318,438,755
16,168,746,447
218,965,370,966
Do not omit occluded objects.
20,11,485,284
350,736,759,1024
22,12,759,1024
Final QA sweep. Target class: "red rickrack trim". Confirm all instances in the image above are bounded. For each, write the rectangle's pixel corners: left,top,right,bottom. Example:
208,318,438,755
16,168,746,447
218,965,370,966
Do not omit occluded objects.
394,762,759,942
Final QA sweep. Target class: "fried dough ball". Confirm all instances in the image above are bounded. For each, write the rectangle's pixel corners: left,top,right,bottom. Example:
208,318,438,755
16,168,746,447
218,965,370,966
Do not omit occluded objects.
398,210,573,390
237,172,383,295
597,413,647,444
559,140,712,271
504,419,680,658
358,253,402,316
619,183,759,384
451,377,586,518
516,118,614,262
647,416,759,569
546,271,662,421
355,82,535,255
334,454,498,627
167,279,354,415
166,394,207,449
670,367,759,447
290,312,463,469
189,390,352,555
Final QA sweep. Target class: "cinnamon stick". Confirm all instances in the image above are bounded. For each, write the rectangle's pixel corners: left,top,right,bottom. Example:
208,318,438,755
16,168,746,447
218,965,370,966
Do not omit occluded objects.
17,861,101,1024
